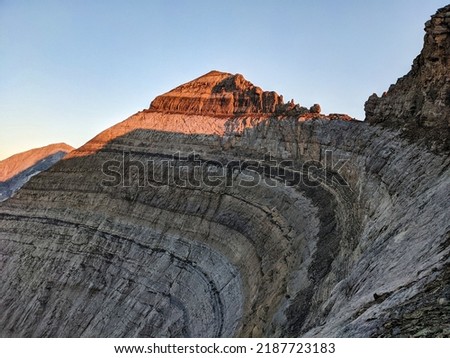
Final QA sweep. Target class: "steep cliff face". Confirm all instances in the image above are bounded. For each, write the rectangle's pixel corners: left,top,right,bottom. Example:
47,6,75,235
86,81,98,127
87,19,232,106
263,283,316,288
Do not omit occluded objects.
0,143,73,202
0,9,449,338
365,5,450,151
150,70,319,117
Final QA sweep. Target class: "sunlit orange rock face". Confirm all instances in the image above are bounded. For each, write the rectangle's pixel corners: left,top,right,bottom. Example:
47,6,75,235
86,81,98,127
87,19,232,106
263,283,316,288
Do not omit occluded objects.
150,70,285,115
69,71,353,158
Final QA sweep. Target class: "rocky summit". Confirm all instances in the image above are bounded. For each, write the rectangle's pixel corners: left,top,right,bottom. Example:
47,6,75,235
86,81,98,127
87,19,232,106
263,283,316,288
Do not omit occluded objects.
150,70,334,118
0,7,449,338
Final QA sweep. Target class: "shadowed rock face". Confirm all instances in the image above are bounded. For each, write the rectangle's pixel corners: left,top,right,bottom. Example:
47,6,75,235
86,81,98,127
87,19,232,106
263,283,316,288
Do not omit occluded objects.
0,143,73,202
365,5,450,151
0,8,449,338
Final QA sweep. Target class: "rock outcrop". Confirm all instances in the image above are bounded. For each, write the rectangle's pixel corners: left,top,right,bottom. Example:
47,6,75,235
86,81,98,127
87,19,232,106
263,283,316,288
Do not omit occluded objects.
150,70,316,117
0,8,449,339
0,143,73,202
365,5,450,151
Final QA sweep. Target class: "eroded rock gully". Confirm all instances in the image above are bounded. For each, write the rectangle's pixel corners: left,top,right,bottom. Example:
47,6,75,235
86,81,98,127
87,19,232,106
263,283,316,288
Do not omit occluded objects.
0,6,449,338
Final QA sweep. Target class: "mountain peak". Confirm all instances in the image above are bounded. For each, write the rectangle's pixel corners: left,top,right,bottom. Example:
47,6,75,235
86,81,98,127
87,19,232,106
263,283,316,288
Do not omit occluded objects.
150,70,295,116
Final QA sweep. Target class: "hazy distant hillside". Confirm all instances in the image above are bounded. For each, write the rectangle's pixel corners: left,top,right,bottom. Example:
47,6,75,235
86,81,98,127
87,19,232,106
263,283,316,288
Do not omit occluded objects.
0,143,73,201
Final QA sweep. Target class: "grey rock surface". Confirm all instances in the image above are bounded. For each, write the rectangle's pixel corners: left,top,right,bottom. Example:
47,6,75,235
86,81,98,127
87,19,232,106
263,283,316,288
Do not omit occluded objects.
0,7,449,338
0,111,448,337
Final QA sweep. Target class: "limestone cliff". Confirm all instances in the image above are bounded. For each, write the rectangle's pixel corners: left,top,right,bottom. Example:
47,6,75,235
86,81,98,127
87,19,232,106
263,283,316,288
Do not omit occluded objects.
365,5,450,151
0,8,449,339
0,143,73,202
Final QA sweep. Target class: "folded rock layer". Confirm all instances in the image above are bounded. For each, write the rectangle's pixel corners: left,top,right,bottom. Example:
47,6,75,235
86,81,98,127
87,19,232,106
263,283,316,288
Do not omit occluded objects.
0,7,449,338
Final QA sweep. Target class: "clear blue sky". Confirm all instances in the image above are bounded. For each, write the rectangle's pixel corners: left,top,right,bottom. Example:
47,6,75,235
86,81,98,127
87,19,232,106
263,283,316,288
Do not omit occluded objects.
0,0,448,159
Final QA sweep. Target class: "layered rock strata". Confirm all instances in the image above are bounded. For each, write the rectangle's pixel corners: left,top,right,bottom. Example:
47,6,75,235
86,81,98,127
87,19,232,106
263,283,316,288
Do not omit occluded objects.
0,7,449,339
1,107,448,338
150,70,316,116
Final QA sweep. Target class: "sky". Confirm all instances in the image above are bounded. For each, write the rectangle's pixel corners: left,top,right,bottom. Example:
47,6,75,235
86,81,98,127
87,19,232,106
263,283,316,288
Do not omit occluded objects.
0,0,448,160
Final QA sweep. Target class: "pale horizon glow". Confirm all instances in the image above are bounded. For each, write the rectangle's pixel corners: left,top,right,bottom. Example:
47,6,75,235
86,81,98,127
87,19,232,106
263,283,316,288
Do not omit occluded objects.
0,0,448,160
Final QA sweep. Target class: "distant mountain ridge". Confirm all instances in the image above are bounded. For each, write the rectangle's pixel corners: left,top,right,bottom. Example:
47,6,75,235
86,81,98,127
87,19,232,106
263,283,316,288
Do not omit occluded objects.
0,143,73,201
